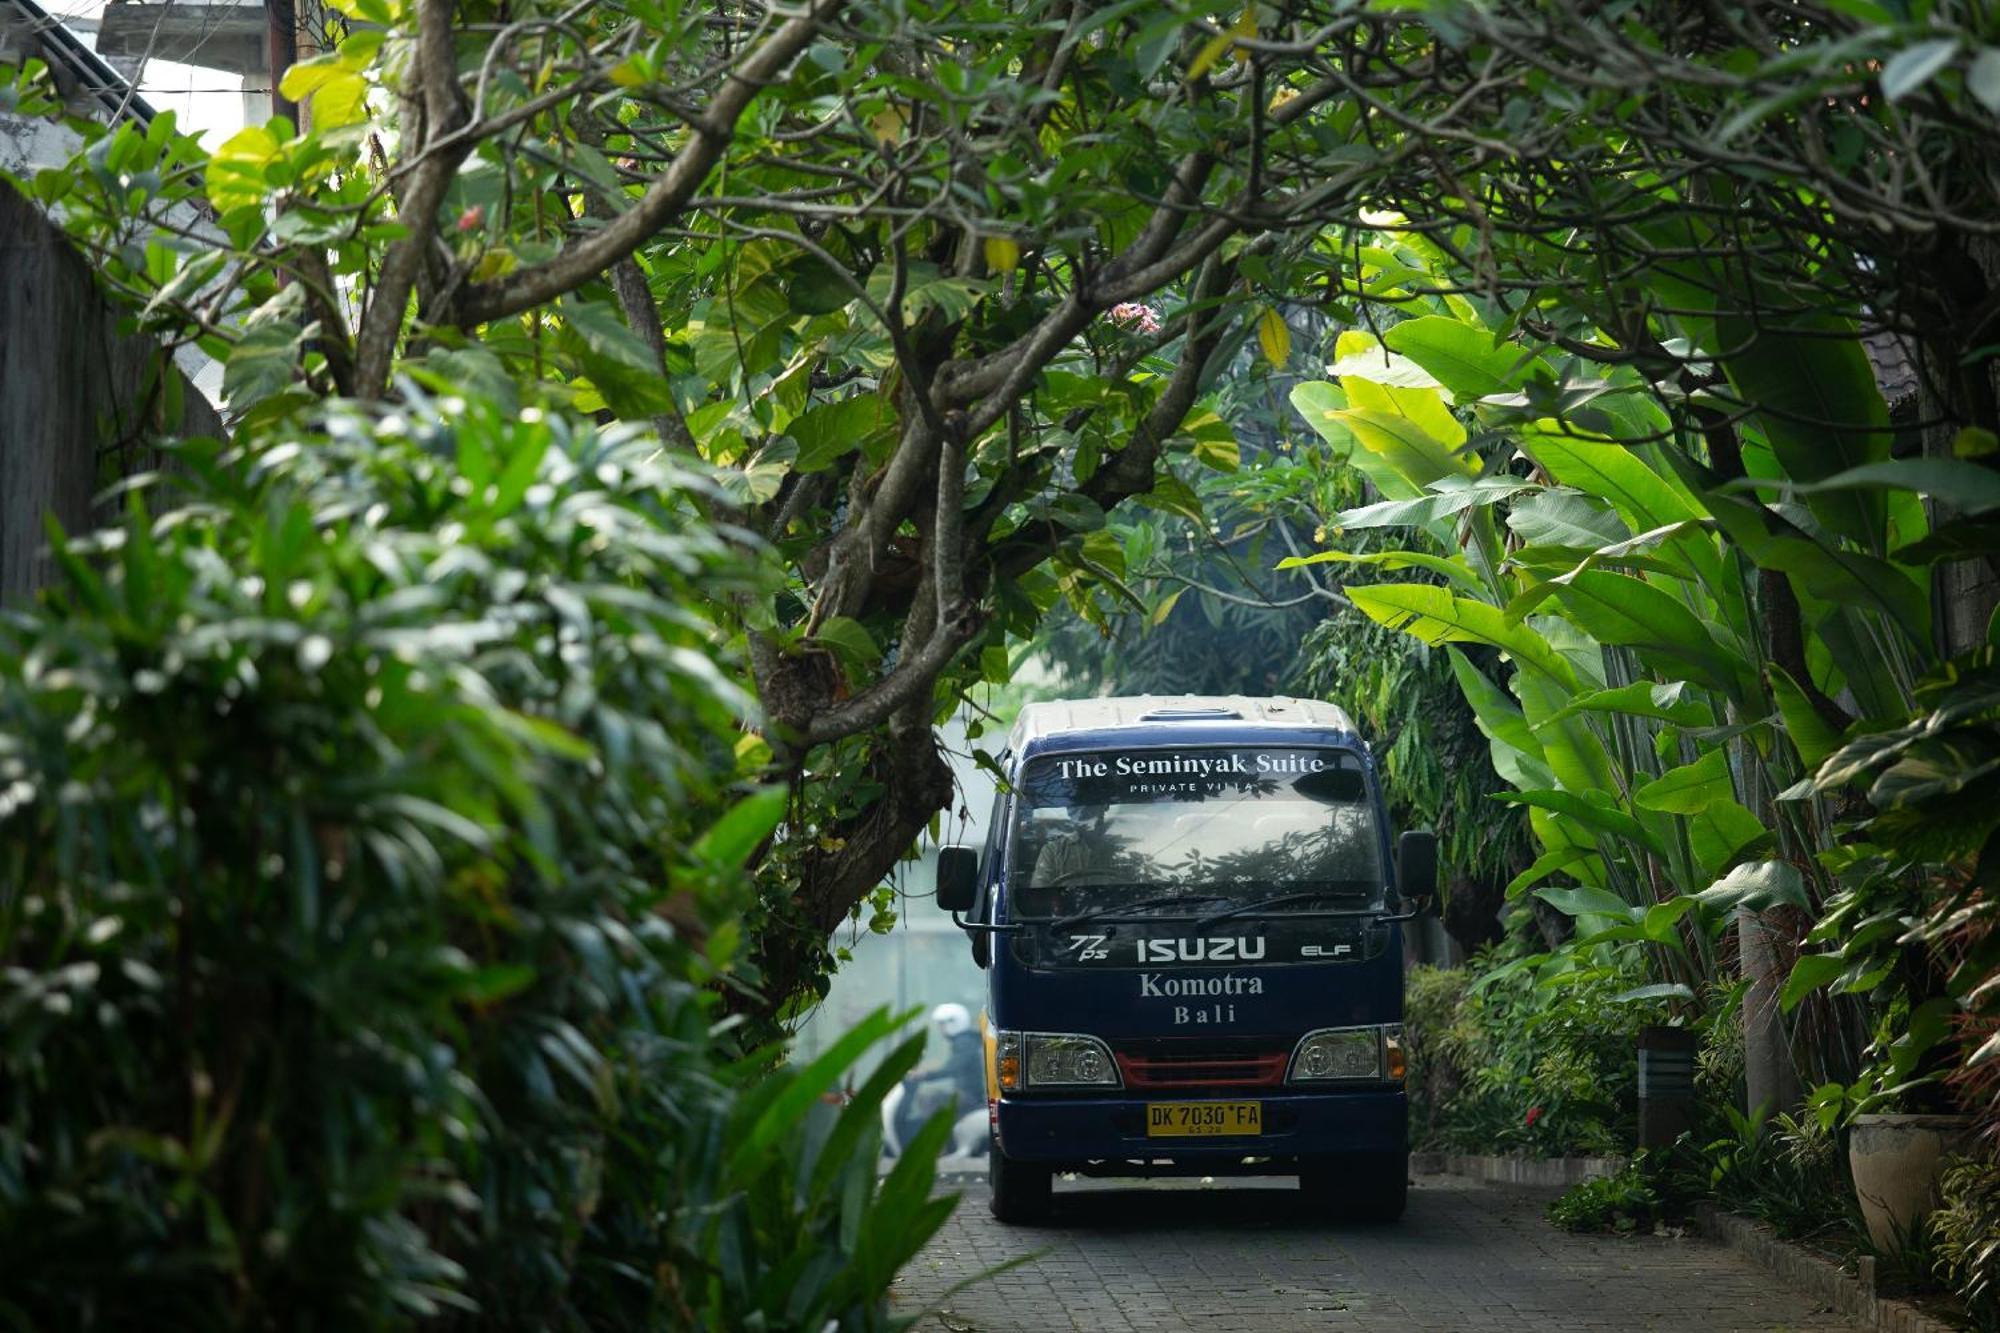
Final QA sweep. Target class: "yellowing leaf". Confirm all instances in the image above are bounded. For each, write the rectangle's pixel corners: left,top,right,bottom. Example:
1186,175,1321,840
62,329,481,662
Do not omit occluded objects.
279,60,369,128
206,125,283,213
984,235,1020,273
868,104,907,145
471,247,518,282
1257,306,1291,366
1954,426,2000,458
1187,8,1256,82
608,54,649,89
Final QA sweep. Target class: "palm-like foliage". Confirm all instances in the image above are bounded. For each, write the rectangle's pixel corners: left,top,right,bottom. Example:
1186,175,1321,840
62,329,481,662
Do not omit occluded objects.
0,396,952,1329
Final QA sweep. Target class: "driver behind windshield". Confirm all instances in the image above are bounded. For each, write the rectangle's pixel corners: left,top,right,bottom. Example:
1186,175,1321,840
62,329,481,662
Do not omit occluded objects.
1029,804,1114,887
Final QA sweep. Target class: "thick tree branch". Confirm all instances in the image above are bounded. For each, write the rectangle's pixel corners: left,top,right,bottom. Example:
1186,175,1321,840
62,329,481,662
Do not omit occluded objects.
355,0,470,397
453,0,844,325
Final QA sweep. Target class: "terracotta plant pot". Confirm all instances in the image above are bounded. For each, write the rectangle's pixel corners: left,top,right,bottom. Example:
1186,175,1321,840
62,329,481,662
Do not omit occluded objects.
1847,1113,1972,1251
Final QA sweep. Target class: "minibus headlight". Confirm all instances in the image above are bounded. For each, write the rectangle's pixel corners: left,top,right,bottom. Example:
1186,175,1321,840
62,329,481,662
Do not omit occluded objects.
997,1031,1121,1089
995,1031,1024,1092
1288,1026,1383,1082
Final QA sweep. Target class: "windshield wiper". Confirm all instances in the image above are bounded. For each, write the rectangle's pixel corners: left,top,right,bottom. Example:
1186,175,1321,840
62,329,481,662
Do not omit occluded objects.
1194,892,1378,930
1051,893,1229,931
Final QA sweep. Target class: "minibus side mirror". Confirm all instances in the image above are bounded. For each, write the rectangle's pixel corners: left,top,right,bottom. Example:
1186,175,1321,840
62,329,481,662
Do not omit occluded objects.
937,845,979,913
1397,829,1437,911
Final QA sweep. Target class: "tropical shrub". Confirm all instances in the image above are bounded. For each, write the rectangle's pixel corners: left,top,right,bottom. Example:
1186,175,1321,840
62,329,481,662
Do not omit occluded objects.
1403,959,1669,1158
1931,1156,2000,1332
1688,1106,1860,1244
0,394,952,1329
1547,1162,1662,1236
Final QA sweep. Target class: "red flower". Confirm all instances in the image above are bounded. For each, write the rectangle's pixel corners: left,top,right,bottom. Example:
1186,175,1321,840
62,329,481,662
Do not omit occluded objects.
456,205,485,233
1525,1106,1544,1128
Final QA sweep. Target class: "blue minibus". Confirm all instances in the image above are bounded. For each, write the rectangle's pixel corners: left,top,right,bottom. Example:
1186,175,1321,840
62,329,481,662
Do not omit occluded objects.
936,695,1434,1224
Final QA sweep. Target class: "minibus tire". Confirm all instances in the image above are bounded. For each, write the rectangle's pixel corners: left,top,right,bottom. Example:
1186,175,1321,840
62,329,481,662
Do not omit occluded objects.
1298,1153,1407,1222
988,1151,1052,1224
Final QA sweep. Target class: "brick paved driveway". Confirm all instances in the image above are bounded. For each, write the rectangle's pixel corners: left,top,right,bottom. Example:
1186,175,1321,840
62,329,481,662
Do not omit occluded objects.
891,1172,1864,1332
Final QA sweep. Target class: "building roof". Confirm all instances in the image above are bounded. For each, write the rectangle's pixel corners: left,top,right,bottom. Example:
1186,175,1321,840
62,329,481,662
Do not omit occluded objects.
1008,694,1359,754
1,0,156,126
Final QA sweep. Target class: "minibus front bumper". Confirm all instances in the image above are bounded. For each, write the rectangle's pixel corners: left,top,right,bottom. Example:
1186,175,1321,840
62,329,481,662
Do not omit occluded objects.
992,1087,1407,1166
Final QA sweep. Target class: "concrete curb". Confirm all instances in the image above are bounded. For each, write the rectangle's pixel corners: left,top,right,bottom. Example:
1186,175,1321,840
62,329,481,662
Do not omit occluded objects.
1692,1205,1960,1333
1409,1151,1628,1189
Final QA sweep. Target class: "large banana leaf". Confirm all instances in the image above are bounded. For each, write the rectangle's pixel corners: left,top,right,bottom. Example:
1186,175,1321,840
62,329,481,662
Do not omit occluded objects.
1335,408,1478,493
1715,314,1893,552
1333,475,1538,530
1547,680,1714,729
1349,583,1579,690
1701,487,1932,654
1446,646,1558,791
1517,570,1759,705
1506,489,1628,548
1382,315,1544,399
1686,797,1768,875
1521,428,1707,532
1277,547,1487,595
1500,788,1670,860
1634,747,1734,814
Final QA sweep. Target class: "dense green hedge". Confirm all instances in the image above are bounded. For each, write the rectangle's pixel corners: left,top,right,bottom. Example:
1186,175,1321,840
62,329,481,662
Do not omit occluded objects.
0,395,951,1329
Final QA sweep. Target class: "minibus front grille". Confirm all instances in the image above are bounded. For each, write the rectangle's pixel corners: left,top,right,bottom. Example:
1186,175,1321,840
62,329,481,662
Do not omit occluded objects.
1114,1048,1289,1089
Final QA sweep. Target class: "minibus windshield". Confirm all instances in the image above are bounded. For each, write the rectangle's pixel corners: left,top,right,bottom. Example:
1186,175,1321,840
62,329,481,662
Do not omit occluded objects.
1007,747,1383,920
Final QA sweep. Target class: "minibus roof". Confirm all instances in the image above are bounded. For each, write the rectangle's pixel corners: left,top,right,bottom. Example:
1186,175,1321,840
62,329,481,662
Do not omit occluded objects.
1007,695,1363,761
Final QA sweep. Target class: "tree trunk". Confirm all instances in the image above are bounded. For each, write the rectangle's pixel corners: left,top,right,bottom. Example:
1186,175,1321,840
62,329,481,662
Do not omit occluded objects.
1739,906,1803,1116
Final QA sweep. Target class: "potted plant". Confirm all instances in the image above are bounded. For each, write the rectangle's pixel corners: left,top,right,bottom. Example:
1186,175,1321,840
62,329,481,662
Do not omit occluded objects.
1786,650,2000,1249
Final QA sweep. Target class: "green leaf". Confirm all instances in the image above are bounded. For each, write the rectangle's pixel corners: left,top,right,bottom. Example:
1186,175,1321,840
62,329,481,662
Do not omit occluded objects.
224,320,307,407
1504,844,1601,900
1687,798,1767,875
813,615,882,677
1502,788,1667,859
280,63,369,127
1382,315,1539,398
1768,665,1843,771
1969,49,2000,114
1520,429,1706,533
1730,457,2000,515
1337,475,1537,530
1349,584,1579,690
1535,884,1638,920
1548,680,1709,728
790,396,888,473
1505,489,1628,549
1336,407,1475,495
1277,547,1486,595
694,786,788,871
1635,748,1734,815
729,1007,911,1181
1447,647,1541,756
1524,570,1752,700
1780,953,1846,1012
1880,38,1960,102
560,297,675,416
1614,981,1695,1004
1694,859,1808,916
1702,491,1931,650
459,964,537,1005
1715,314,1893,549
1289,381,1358,459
